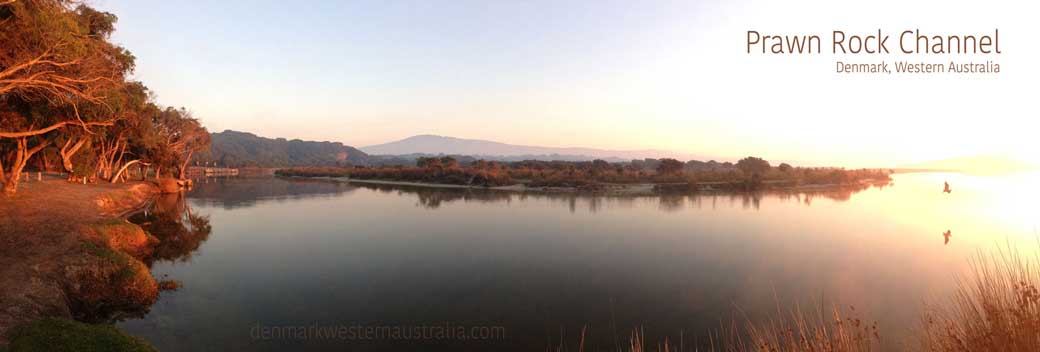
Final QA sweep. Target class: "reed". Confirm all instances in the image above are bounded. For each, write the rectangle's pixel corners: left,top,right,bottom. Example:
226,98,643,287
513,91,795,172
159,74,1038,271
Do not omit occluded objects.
920,243,1040,351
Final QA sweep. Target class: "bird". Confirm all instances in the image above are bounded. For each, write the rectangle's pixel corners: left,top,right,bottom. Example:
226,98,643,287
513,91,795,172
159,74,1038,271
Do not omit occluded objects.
943,230,952,245
943,181,951,194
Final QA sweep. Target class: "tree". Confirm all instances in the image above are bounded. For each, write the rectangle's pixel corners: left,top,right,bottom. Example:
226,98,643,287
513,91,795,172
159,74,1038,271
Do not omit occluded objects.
0,2,129,104
736,156,771,176
440,156,458,168
416,157,441,169
778,163,793,172
151,107,209,180
656,158,683,175
1,1,134,194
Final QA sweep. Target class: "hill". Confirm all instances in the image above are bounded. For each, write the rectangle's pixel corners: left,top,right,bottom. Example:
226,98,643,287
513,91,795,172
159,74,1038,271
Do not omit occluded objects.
195,130,370,167
361,135,702,162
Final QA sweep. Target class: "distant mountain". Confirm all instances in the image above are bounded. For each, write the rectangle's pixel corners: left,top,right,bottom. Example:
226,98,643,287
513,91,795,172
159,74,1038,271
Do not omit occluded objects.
900,154,1037,174
361,135,702,162
195,130,370,167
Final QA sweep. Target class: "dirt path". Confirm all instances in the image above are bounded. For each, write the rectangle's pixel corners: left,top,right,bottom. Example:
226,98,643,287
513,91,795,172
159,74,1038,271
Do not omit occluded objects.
0,178,158,345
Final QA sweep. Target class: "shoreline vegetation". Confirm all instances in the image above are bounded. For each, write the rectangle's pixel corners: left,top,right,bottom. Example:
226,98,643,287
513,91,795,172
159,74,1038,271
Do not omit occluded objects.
275,156,894,195
0,178,164,351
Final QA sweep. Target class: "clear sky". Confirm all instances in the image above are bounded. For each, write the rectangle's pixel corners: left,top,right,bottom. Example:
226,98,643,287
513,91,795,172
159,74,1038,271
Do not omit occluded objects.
93,0,1039,167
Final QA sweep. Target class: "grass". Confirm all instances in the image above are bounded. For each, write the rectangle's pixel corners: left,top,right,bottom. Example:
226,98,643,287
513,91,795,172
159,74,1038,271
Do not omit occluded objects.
81,241,136,283
6,318,156,352
89,220,142,240
84,219,157,260
725,305,881,352
919,244,1040,351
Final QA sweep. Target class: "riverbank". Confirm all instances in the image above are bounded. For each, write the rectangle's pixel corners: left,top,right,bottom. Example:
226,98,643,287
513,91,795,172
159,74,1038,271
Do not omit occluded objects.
283,176,888,196
0,179,162,349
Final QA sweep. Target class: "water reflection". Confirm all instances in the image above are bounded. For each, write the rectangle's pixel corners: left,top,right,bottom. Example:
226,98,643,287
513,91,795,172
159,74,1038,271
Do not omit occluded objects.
189,177,358,209
347,179,889,213
86,193,212,324
129,193,213,266
116,173,1039,351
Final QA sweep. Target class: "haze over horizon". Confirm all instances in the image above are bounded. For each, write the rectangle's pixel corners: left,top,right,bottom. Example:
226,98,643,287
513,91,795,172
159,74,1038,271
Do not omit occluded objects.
94,0,1039,168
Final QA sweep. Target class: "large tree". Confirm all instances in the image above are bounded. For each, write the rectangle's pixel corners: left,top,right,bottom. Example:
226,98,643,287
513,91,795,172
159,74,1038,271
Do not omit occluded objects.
736,156,771,176
0,1,130,110
153,107,209,180
656,158,684,175
0,1,134,194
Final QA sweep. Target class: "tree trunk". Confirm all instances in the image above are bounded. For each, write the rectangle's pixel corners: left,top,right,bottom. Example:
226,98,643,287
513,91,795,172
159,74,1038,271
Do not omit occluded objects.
39,152,53,172
60,137,87,174
3,138,48,196
111,159,140,183
178,150,194,180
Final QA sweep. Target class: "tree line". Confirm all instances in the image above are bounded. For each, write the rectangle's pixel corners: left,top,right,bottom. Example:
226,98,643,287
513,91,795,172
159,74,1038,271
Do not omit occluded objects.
277,155,893,190
0,0,210,195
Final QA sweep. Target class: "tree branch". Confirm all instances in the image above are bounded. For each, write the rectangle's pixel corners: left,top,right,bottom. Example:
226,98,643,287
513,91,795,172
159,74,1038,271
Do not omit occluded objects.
0,119,118,138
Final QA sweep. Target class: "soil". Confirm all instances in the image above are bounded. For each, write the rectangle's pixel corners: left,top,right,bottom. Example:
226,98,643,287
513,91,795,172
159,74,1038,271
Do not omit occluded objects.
0,177,159,345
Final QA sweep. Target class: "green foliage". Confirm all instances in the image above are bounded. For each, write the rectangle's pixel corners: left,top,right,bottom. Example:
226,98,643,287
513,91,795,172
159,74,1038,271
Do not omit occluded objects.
81,240,135,282
7,318,156,352
195,130,369,168
1,1,208,192
736,156,771,176
656,158,683,175
279,158,892,191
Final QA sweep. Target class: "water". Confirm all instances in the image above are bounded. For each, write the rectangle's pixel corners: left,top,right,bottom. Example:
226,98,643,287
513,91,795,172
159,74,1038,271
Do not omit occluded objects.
118,173,1040,351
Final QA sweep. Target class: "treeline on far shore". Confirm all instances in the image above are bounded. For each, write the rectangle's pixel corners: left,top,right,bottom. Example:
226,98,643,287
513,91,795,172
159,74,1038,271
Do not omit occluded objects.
275,156,893,191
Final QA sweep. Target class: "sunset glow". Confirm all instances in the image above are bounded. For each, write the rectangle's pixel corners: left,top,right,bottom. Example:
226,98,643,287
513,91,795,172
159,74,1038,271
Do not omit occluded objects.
4,1,1040,351
91,0,1039,168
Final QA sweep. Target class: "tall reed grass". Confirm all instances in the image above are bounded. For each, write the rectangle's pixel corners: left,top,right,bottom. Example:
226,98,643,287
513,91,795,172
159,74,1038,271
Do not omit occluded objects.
920,244,1040,351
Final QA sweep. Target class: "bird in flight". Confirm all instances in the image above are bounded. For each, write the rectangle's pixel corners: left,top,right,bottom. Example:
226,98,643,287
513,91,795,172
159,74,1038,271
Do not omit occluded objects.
943,230,952,245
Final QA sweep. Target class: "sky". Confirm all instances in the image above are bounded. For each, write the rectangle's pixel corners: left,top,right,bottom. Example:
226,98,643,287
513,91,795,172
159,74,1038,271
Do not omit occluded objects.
93,0,1040,167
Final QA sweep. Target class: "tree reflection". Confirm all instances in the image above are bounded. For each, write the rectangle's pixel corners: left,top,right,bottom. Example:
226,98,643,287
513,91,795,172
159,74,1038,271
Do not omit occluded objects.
189,177,357,209
128,193,212,266
347,179,890,213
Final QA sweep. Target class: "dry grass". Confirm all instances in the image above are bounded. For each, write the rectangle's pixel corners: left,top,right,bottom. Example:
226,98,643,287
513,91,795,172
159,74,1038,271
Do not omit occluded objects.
724,243,1040,352
920,243,1040,351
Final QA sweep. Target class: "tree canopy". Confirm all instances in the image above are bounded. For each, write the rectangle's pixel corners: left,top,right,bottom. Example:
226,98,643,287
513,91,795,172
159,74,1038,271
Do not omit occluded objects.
1,0,209,195
736,157,771,176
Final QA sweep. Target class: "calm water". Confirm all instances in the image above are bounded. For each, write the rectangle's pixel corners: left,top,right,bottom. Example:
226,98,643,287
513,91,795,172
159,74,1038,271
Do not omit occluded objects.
118,173,1040,351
